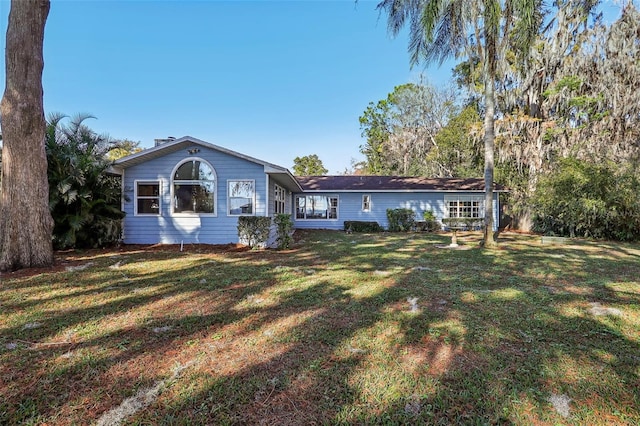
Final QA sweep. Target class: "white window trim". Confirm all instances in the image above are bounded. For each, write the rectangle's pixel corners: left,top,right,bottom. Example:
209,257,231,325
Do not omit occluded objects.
362,194,371,212
227,179,256,216
444,194,485,218
170,157,218,217
274,183,286,215
295,195,339,221
134,180,161,216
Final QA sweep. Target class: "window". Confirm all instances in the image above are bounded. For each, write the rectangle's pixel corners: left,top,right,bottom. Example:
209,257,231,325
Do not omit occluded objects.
228,180,255,215
295,195,338,220
172,158,216,214
274,184,286,214
136,181,160,215
445,195,484,218
362,194,371,212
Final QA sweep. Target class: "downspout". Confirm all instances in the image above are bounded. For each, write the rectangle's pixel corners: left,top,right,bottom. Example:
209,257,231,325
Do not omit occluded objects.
120,169,126,242
265,174,270,217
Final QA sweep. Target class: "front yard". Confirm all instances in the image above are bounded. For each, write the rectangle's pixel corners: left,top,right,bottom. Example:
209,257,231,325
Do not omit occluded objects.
0,230,638,424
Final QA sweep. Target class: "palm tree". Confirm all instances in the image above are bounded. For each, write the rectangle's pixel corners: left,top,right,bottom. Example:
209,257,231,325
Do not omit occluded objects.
46,113,125,249
376,0,542,246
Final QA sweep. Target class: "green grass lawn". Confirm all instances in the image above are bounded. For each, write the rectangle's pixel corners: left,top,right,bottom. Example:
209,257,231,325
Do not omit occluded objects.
0,230,638,425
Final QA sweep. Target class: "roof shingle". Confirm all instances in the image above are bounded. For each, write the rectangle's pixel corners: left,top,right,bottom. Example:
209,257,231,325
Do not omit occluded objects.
295,176,506,192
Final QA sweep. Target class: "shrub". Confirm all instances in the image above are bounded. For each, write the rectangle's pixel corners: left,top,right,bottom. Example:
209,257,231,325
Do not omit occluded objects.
386,208,416,232
344,221,383,233
531,158,640,241
237,216,272,248
418,210,442,232
422,210,436,221
274,214,294,249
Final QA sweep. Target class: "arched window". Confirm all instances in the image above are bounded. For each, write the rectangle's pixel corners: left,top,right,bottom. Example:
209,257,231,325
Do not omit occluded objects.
171,158,216,214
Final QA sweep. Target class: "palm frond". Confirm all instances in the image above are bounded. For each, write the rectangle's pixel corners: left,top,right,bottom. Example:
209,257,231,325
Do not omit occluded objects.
46,112,124,249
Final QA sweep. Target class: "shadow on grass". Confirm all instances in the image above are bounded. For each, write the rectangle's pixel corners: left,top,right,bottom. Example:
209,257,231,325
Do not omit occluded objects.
0,230,638,424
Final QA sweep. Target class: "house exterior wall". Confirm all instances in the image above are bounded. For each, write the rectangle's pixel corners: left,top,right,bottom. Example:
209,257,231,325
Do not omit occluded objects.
264,177,294,247
267,178,292,216
121,145,267,244
118,140,502,245
292,191,500,231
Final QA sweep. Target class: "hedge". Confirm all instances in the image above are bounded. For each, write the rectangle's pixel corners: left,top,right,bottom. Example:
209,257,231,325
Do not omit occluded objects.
274,214,294,249
237,216,272,248
386,208,416,232
344,221,383,233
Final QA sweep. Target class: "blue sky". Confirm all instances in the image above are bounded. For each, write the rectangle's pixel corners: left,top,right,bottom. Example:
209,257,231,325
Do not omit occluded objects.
0,1,630,174
1,0,444,174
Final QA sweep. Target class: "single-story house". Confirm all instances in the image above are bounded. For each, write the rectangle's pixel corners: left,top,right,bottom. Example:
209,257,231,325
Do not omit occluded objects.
111,136,504,245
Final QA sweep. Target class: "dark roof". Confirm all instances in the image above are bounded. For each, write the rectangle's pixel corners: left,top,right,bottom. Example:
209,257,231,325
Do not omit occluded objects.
295,176,506,192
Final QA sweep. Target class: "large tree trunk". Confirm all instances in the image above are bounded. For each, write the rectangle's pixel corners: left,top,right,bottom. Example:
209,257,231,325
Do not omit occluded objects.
0,0,53,272
481,52,497,248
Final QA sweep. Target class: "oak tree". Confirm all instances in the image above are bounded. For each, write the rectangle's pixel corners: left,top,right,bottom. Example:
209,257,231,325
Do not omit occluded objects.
0,0,53,271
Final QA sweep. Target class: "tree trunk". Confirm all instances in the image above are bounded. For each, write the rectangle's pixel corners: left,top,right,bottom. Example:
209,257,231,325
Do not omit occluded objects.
481,54,497,248
0,0,53,272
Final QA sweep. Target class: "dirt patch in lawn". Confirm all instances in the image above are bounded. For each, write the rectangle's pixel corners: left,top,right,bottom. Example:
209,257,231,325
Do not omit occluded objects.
1,230,638,425
0,243,251,281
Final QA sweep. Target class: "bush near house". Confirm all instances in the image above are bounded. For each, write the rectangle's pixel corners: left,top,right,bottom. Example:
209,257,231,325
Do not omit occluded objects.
274,214,294,249
237,216,272,248
386,208,416,232
415,210,442,232
344,221,383,233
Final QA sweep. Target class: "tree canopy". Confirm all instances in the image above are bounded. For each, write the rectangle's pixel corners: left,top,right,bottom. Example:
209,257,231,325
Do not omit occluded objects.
376,0,543,246
532,158,640,241
292,154,329,176
106,139,143,161
366,2,640,240
359,81,459,176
